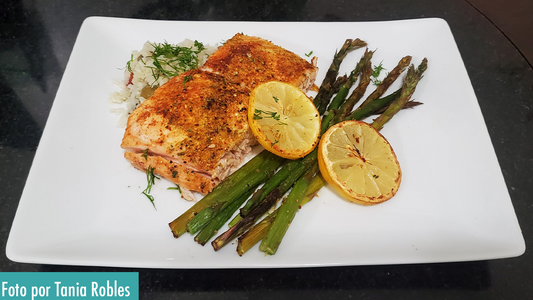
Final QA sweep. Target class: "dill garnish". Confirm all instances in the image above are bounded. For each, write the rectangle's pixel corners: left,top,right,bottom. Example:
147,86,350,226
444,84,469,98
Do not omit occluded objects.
182,74,193,89
253,109,288,125
141,148,149,161
167,184,182,194
142,192,156,209
143,166,160,209
145,40,206,86
371,62,386,86
126,54,134,72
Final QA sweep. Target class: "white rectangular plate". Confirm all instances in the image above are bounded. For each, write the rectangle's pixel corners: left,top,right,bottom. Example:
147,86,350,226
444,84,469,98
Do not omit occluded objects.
6,17,525,268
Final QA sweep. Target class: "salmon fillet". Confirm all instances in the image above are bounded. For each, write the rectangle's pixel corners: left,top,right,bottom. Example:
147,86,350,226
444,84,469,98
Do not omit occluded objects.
121,34,318,199
121,69,255,195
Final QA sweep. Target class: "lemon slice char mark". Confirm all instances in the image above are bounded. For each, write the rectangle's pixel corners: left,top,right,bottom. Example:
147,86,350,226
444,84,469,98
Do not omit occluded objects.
248,81,321,159
318,120,402,205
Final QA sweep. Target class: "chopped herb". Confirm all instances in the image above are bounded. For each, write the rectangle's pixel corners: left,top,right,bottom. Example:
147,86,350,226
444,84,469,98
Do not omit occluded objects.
183,74,193,88
193,40,206,52
371,62,386,86
143,166,160,209
144,40,206,86
141,148,149,161
372,62,385,78
305,50,313,57
167,184,182,194
126,54,134,72
273,96,279,103
253,109,288,125
142,192,156,209
144,166,159,193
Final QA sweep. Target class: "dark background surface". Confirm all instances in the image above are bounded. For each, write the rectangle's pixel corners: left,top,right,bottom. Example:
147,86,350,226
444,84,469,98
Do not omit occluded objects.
1,0,532,299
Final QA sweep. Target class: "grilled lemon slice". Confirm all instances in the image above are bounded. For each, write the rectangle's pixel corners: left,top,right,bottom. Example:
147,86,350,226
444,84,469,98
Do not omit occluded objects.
249,81,321,159
318,120,401,205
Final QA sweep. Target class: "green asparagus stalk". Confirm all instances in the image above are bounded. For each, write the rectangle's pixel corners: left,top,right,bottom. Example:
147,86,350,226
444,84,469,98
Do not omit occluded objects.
237,211,277,256
229,152,317,227
212,187,282,251
211,151,319,251
345,88,401,121
194,188,255,245
372,58,428,131
314,39,367,114
168,150,281,237
372,99,423,115
186,201,225,234
228,187,275,228
319,50,374,134
354,55,412,111
237,172,326,256
235,160,306,223
333,58,373,122
246,152,317,214
259,164,320,255
183,153,285,235
327,49,373,111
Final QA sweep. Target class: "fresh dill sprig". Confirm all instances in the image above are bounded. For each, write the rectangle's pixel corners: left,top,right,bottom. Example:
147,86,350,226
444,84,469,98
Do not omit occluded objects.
143,166,160,209
253,109,288,125
141,148,149,161
142,192,156,209
182,74,193,89
371,62,386,86
145,40,206,86
193,40,206,52
167,184,182,194
126,54,134,73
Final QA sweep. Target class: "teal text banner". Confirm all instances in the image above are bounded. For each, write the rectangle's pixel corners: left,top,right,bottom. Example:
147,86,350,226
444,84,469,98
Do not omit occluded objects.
0,272,138,300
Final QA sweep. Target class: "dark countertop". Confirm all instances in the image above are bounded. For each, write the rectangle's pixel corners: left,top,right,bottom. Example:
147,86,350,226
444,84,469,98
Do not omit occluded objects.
1,0,532,299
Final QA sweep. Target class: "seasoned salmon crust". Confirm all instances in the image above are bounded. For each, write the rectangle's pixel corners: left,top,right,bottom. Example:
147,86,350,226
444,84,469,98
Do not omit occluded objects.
201,33,318,92
121,33,318,198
